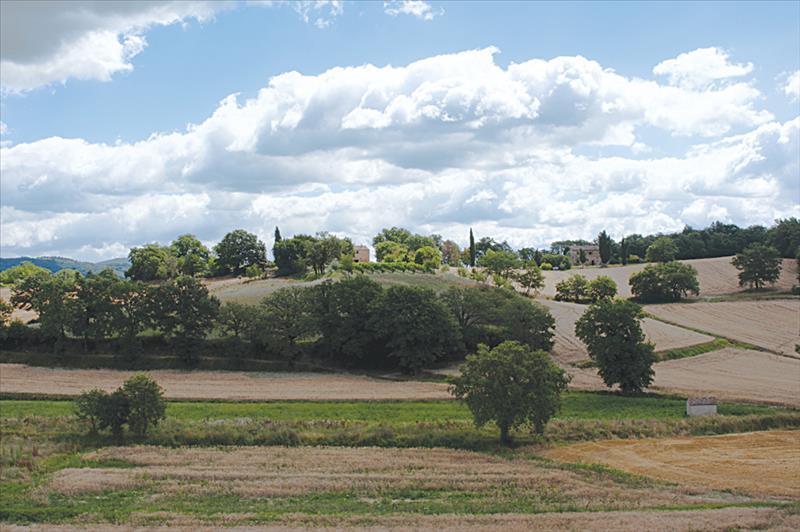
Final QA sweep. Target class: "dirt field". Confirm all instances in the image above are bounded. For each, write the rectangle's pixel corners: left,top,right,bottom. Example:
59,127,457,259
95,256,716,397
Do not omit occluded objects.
540,256,799,298
0,364,451,400
0,287,37,323
540,299,713,364
205,276,312,305
568,348,800,406
544,430,800,498
646,299,800,356
6,507,798,531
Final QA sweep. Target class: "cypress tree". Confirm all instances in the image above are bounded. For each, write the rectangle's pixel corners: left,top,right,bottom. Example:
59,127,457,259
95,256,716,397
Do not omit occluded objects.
274,226,282,243
469,228,476,267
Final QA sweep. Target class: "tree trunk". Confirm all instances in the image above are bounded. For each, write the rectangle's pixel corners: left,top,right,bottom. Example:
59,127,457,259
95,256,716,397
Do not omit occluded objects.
499,424,511,445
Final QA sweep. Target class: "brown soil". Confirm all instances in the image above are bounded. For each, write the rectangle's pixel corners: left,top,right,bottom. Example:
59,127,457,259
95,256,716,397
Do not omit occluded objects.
646,299,800,356
540,256,798,298
544,430,800,498
0,287,36,323
0,364,451,400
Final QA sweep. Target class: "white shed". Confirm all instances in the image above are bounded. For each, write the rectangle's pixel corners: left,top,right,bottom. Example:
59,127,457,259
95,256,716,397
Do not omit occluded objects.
686,396,717,417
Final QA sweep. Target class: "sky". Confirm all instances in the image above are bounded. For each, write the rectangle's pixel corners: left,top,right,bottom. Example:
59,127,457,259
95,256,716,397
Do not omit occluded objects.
1,0,799,261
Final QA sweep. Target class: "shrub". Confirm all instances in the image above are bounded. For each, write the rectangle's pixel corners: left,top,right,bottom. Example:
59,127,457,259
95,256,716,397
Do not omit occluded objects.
121,374,166,437
575,299,655,394
629,261,699,302
514,263,544,295
98,389,131,439
587,276,617,302
456,266,468,277
627,254,641,264
244,263,264,279
540,262,553,271
555,274,589,303
450,341,570,443
74,388,108,433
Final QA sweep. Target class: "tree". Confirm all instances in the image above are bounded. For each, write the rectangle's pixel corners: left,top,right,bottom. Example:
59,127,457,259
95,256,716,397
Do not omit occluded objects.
645,237,678,263
121,374,166,437
620,237,629,265
440,240,462,266
450,341,570,443
469,229,476,267
98,389,130,440
12,271,75,347
110,280,152,349
597,231,612,264
514,262,544,295
374,241,410,263
477,250,520,279
575,299,655,394
414,245,442,270
217,301,260,338
0,297,12,326
629,261,699,302
312,276,383,363
555,274,589,303
274,226,282,243
767,218,800,258
273,236,311,275
0,261,51,285
498,298,555,352
260,287,316,364
731,243,781,289
126,244,177,281
69,269,119,351
171,234,210,276
151,277,219,360
74,388,108,434
369,285,459,373
587,276,617,302
214,229,267,276
308,233,353,276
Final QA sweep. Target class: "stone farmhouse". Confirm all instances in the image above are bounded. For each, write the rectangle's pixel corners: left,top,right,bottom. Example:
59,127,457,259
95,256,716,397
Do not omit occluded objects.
567,244,602,266
354,245,370,263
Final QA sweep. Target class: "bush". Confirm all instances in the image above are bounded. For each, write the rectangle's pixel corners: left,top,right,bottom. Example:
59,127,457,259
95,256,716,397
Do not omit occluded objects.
244,263,264,279
74,388,108,433
629,261,699,302
450,341,570,443
456,267,468,278
627,254,641,264
121,374,166,437
575,299,655,394
99,389,131,439
540,262,553,271
587,276,617,301
555,274,588,303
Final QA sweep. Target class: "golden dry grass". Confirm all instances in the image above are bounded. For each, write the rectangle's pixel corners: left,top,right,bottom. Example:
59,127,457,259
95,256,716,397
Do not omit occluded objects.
6,507,800,531
544,430,800,498
539,256,799,298
646,299,800,356
0,364,451,400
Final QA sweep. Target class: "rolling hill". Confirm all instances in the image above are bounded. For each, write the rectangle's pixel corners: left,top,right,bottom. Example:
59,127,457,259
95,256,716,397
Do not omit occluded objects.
0,256,129,277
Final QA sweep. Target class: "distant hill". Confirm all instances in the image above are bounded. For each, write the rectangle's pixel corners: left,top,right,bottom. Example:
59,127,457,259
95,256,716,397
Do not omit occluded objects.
0,256,129,277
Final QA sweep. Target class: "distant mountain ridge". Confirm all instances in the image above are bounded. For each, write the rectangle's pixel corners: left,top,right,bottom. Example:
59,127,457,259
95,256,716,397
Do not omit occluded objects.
0,256,129,277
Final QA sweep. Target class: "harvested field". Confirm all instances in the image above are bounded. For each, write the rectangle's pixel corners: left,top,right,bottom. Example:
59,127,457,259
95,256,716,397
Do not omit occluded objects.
650,348,800,406
0,287,36,323
4,507,798,531
43,445,755,513
540,299,713,364
544,430,800,498
539,256,798,298
646,299,800,356
205,276,312,305
567,348,800,406
0,364,451,400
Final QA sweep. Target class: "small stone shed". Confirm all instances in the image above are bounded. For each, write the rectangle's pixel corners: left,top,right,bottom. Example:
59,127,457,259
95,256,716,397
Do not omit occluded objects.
354,245,370,263
686,396,718,417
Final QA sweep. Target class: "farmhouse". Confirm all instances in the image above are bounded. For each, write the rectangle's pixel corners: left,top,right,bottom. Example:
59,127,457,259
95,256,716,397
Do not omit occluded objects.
568,244,602,266
686,396,718,417
354,245,370,263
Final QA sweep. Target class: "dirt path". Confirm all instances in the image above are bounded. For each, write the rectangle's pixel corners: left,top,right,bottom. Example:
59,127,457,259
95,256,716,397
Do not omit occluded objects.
0,364,451,400
544,430,800,498
539,299,713,364
646,299,800,356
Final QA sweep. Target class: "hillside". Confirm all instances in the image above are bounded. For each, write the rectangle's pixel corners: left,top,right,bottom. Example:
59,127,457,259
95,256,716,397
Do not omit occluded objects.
0,256,129,277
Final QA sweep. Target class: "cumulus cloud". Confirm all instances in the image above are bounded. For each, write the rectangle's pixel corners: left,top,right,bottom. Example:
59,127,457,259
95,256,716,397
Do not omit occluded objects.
251,1,343,28
0,1,223,93
384,1,440,21
783,70,800,101
1,47,796,260
653,47,753,89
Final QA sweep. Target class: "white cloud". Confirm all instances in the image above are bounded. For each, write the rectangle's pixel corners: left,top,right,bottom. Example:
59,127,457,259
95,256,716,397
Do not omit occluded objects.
783,70,800,101
251,1,343,28
653,47,753,89
0,1,223,93
1,47,796,260
384,1,440,21
0,121,7,135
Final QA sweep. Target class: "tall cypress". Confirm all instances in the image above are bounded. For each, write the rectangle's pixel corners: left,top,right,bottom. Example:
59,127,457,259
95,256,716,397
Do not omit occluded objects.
469,228,476,267
274,226,282,243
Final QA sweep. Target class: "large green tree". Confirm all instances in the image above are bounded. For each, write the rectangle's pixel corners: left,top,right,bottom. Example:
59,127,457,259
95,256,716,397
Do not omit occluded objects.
629,261,699,302
731,243,782,289
214,229,267,276
171,234,210,276
555,274,589,303
575,299,655,394
126,244,177,281
450,341,570,443
768,218,800,257
597,230,612,264
259,287,317,364
477,249,520,279
645,237,678,263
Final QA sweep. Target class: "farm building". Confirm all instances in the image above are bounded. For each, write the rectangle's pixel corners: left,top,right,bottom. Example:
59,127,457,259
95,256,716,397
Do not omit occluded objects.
568,244,602,265
354,245,370,263
686,396,718,417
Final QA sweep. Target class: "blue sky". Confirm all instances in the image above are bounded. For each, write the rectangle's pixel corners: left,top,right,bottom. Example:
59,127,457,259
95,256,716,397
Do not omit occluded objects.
1,1,799,260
